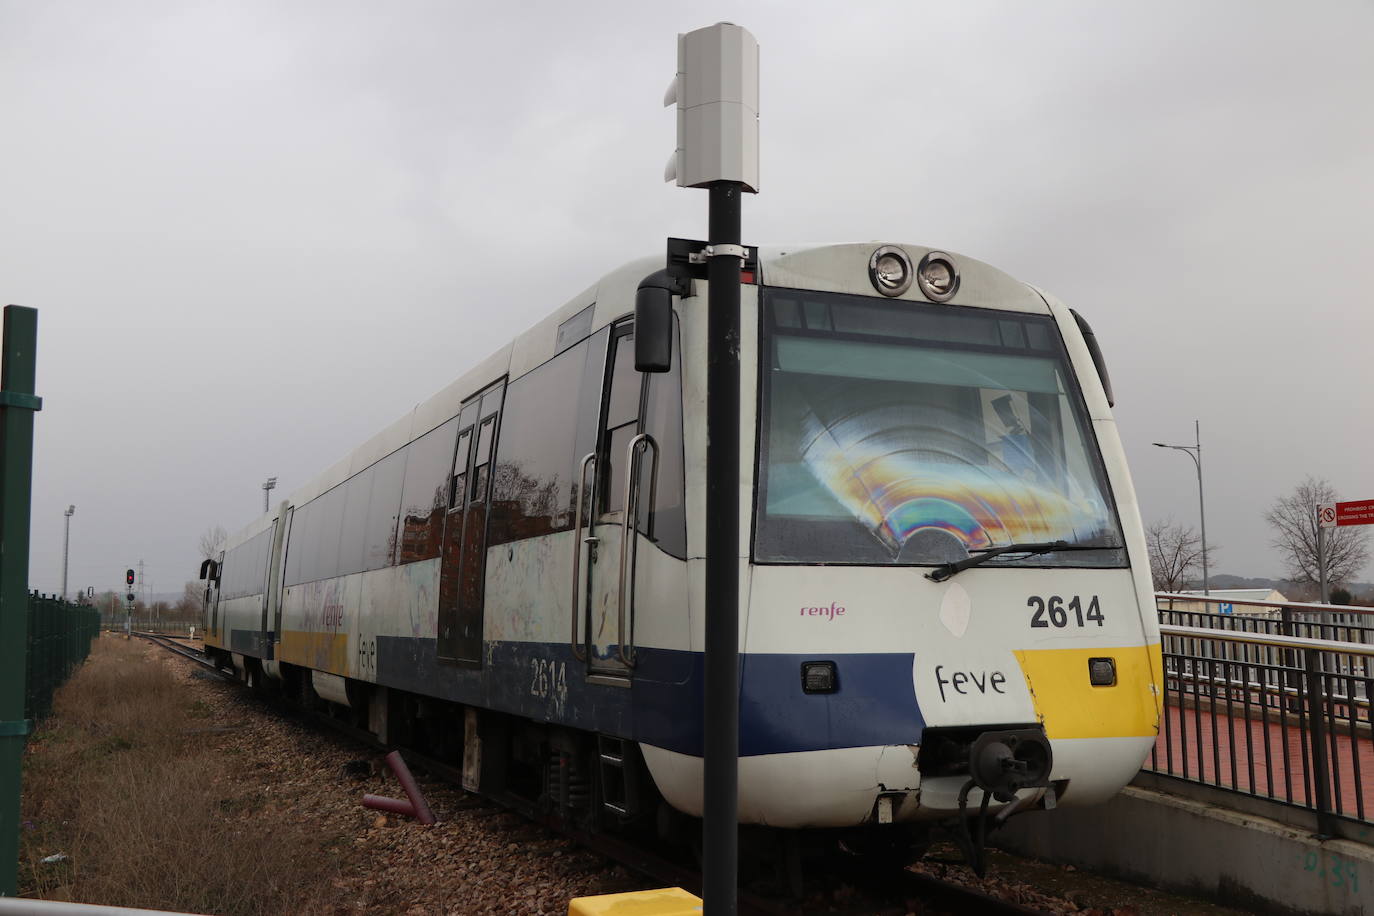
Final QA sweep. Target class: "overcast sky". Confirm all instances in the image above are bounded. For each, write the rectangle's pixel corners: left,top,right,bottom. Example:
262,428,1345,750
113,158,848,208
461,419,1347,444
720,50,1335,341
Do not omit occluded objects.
4,1,1372,598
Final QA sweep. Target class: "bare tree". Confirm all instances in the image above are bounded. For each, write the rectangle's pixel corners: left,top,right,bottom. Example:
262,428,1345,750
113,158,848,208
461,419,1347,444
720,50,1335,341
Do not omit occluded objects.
1145,517,1210,592
178,580,205,618
1265,476,1370,587
198,524,227,560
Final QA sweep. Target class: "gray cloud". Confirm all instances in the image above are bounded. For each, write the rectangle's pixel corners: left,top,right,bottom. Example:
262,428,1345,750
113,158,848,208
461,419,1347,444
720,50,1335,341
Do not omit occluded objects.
4,0,1371,596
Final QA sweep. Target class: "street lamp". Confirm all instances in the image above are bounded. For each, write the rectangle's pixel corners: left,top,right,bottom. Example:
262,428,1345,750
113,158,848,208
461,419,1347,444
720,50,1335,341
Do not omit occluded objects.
1153,420,1209,595
262,477,277,514
61,505,75,600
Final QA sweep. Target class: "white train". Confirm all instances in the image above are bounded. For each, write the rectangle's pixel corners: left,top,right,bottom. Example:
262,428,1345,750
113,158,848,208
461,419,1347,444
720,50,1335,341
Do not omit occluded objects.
202,240,1162,853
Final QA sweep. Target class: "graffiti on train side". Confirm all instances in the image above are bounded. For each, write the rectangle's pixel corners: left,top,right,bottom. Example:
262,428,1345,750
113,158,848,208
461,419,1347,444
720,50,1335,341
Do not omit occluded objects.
485,533,573,643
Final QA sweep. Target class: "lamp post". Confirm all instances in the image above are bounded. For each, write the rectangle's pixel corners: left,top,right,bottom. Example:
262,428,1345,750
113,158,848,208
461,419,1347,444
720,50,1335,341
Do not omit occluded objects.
62,504,75,600
262,477,276,514
1153,420,1208,595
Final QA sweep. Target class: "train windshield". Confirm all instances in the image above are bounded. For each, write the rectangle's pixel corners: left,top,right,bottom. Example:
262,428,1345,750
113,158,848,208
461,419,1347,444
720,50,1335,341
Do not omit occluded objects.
755,289,1127,568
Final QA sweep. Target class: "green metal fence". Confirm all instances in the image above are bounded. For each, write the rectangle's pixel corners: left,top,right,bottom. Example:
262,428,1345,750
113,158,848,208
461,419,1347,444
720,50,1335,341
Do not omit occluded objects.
24,593,99,724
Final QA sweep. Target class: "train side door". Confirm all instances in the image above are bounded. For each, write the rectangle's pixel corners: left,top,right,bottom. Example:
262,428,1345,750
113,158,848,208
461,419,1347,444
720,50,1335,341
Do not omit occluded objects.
437,382,504,665
209,550,224,638
268,508,293,651
584,326,647,679
258,516,280,657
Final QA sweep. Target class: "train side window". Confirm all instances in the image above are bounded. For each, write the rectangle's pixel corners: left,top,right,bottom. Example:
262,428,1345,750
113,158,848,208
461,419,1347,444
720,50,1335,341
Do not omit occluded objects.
487,334,591,546
364,449,406,570
605,335,639,430
338,466,373,578
471,415,497,503
285,501,309,586
312,484,346,582
640,314,686,559
601,331,641,514
450,428,473,508
397,417,459,564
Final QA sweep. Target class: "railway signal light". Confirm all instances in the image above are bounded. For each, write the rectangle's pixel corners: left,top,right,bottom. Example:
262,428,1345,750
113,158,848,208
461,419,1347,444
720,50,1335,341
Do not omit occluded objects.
662,23,759,192
126,593,135,603
125,568,135,587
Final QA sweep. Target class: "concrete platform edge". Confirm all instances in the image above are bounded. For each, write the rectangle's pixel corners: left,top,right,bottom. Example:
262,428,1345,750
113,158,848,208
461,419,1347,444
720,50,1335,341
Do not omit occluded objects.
992,786,1372,916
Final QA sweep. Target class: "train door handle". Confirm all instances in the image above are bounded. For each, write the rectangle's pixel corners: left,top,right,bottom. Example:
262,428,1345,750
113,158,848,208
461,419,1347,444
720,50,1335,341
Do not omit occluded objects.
569,452,596,663
616,433,659,669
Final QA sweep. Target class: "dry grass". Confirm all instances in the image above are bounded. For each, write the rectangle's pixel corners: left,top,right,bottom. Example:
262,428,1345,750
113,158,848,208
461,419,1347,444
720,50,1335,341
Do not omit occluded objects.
20,635,336,915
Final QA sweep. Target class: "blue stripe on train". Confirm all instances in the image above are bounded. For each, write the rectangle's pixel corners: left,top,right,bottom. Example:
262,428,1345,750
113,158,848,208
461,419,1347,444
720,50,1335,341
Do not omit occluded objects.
374,636,925,758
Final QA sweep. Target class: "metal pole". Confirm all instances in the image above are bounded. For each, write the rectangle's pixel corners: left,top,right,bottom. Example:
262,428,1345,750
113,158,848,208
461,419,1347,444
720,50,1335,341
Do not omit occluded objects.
0,306,41,898
1195,421,1208,596
1304,647,1336,837
703,180,742,914
61,505,74,600
1318,525,1329,605
1153,426,1208,595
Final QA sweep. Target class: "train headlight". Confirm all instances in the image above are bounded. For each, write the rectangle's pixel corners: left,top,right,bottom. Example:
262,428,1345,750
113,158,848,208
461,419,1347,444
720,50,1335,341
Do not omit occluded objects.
1088,657,1117,686
801,660,838,694
916,251,960,302
868,246,913,297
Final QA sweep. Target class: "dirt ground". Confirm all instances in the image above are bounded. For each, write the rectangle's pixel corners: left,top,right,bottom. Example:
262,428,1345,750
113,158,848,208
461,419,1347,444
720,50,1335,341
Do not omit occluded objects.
19,634,1255,915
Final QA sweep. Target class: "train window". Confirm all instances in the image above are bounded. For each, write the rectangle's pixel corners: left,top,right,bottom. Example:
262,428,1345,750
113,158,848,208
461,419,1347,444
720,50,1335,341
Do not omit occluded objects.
555,303,595,354
803,300,831,330
397,417,459,565
471,415,496,503
605,334,640,430
488,336,590,546
601,331,641,515
480,385,504,418
222,528,274,599
450,428,473,509
638,314,686,558
310,484,346,582
285,502,309,586
755,290,1126,569
998,320,1026,349
337,466,373,578
829,301,1002,347
364,449,406,570
604,424,635,514
773,298,802,328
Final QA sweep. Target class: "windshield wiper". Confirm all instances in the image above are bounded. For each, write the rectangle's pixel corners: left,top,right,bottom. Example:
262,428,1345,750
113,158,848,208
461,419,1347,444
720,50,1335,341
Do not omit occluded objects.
924,540,1114,582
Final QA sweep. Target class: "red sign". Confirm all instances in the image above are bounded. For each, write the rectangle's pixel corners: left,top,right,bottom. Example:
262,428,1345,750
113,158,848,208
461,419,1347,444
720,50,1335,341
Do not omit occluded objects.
1319,500,1374,528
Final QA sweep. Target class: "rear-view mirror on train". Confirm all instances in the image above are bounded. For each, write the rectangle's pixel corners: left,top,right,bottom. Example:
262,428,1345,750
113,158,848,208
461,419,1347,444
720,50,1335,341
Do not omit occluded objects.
634,286,672,373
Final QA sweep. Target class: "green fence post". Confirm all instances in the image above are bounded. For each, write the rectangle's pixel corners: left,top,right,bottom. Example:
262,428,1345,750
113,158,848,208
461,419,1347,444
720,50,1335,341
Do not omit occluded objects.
0,306,40,898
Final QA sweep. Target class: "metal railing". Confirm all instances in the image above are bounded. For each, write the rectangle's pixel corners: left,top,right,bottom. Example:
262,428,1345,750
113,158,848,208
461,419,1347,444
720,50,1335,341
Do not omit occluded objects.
1147,592,1374,837
24,593,100,724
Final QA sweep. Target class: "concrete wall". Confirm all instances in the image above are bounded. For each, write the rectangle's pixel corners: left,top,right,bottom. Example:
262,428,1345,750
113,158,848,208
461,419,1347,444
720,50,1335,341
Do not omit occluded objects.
995,786,1373,915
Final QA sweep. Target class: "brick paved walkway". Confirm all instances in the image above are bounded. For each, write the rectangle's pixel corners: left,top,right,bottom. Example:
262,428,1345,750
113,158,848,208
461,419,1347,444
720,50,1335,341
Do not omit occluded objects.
1148,702,1374,820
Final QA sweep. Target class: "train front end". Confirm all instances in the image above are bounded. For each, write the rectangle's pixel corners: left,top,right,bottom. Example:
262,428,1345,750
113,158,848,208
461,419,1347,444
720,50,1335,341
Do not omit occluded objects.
646,243,1162,830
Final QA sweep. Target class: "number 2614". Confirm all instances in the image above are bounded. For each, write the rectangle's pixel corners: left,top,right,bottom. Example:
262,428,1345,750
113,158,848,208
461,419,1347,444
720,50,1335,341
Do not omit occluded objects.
1028,595,1103,628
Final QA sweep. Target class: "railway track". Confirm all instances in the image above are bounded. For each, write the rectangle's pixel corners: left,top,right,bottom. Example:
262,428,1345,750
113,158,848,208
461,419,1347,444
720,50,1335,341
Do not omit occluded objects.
137,634,1048,915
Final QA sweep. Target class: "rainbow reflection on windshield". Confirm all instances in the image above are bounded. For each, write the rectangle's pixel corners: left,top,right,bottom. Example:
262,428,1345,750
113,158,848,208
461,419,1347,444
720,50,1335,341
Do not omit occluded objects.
799,406,1111,557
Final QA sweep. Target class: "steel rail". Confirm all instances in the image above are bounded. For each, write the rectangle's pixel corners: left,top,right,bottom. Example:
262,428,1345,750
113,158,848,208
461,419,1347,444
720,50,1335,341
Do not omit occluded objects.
130,632,235,680
1159,623,1374,657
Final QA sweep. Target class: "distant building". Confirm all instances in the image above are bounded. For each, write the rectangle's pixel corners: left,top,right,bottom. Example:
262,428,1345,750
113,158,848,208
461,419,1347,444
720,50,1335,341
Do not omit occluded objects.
1166,588,1289,618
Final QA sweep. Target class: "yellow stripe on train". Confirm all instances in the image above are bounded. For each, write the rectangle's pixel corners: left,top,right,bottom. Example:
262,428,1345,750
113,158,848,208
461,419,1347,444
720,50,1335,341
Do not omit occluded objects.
1013,643,1163,740
277,630,350,676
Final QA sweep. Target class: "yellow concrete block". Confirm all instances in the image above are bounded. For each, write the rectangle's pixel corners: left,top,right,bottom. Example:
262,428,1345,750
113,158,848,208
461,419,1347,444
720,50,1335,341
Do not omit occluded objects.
567,886,702,915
